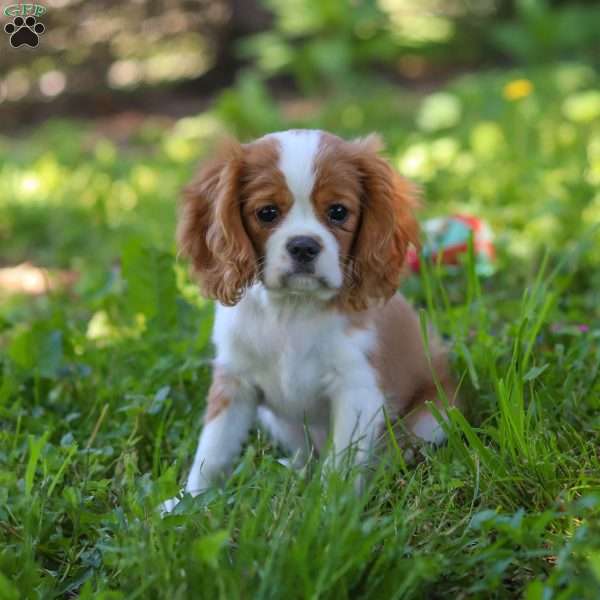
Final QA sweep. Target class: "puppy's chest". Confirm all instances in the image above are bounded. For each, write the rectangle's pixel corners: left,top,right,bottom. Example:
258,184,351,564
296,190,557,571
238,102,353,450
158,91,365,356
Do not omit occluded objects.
233,314,340,419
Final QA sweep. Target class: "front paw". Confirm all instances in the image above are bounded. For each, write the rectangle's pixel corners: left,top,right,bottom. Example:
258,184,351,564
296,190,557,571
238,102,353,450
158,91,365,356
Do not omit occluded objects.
160,495,182,516
160,483,212,516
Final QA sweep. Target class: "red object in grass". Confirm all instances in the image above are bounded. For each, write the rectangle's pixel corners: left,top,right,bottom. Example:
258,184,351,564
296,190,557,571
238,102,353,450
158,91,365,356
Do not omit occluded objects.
406,214,495,275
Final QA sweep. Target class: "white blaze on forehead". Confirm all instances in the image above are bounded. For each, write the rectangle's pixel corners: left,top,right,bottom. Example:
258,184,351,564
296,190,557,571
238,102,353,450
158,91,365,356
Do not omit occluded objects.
268,130,321,203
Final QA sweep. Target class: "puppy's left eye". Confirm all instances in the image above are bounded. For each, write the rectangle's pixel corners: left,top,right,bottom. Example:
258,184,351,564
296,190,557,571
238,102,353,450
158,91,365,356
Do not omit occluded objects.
327,204,348,224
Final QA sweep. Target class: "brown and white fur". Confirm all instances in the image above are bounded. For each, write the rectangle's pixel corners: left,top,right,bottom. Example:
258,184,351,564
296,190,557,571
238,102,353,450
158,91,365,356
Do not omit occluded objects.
162,129,457,512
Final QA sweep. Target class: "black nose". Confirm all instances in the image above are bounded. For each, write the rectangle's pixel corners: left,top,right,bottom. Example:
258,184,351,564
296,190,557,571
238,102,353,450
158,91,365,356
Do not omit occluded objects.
286,236,321,263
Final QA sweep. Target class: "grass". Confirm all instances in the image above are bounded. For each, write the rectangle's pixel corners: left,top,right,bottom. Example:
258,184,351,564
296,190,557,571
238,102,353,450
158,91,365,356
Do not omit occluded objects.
1,62,600,598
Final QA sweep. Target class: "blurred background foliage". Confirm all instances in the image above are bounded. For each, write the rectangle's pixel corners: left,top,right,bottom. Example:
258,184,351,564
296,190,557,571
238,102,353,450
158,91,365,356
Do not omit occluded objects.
1,0,599,123
1,0,599,275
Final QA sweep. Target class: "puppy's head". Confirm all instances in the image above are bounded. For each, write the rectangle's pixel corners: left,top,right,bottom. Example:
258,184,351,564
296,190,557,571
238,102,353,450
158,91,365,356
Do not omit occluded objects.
178,130,419,310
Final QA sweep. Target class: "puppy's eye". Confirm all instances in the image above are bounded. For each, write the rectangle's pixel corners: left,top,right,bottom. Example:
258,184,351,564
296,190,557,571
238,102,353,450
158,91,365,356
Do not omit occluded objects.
256,205,279,224
327,204,348,224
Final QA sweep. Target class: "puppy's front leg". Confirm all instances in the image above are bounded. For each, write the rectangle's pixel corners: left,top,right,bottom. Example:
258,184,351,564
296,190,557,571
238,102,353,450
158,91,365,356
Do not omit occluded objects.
186,369,257,494
327,374,385,487
163,369,256,513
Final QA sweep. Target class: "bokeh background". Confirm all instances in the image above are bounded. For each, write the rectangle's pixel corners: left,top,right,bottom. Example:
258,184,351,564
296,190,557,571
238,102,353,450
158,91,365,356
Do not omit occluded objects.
2,2,600,597
2,0,599,280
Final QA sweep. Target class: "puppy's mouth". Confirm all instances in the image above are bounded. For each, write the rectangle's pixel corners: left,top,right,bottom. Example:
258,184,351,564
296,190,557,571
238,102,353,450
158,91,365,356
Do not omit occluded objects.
271,265,339,296
282,272,328,292
262,261,341,298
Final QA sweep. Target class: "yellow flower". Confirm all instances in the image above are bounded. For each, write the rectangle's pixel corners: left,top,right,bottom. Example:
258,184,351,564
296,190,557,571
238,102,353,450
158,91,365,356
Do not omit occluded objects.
503,79,534,101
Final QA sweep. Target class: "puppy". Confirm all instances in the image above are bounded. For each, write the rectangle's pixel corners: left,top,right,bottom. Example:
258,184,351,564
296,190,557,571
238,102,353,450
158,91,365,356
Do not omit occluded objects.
162,130,457,511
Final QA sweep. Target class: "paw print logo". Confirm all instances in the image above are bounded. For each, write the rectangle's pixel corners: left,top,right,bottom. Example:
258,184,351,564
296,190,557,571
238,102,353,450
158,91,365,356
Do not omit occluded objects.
4,15,45,48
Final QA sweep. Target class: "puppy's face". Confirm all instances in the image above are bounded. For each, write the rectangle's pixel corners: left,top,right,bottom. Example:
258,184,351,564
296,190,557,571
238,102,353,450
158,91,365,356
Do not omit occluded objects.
178,130,419,310
241,131,362,301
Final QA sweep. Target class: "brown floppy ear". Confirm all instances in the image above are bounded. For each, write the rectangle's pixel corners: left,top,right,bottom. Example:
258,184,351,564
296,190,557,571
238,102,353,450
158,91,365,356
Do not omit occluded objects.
343,134,420,311
177,138,256,305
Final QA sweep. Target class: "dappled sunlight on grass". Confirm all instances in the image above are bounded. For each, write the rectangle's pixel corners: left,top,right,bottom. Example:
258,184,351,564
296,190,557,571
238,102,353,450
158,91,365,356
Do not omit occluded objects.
0,119,192,266
0,263,77,296
417,92,462,132
562,90,600,124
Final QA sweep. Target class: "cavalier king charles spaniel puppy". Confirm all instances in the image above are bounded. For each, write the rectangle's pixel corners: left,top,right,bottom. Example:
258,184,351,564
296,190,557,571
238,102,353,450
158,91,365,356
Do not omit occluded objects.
162,129,457,512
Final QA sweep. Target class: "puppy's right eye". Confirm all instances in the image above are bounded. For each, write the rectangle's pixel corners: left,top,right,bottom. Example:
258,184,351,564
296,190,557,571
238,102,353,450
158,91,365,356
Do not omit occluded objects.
256,205,279,224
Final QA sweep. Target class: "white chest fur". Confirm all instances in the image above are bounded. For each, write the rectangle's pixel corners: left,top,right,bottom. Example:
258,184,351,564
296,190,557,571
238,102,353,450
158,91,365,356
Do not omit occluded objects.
212,285,375,424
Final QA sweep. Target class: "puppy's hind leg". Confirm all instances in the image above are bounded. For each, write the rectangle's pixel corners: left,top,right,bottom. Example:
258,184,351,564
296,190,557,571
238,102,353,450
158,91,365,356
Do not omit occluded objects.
404,368,458,447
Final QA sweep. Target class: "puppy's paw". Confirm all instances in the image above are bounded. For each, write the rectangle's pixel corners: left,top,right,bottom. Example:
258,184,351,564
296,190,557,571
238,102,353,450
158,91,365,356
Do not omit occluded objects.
160,484,212,516
160,495,182,516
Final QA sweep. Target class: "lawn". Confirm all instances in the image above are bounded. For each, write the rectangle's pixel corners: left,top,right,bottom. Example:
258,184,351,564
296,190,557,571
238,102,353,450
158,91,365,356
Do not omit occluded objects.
1,62,600,598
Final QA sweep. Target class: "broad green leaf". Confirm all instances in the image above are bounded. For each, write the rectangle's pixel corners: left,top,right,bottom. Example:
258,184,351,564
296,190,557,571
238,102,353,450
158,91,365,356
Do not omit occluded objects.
193,530,229,569
0,572,19,600
122,238,177,327
9,324,63,378
25,433,48,496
